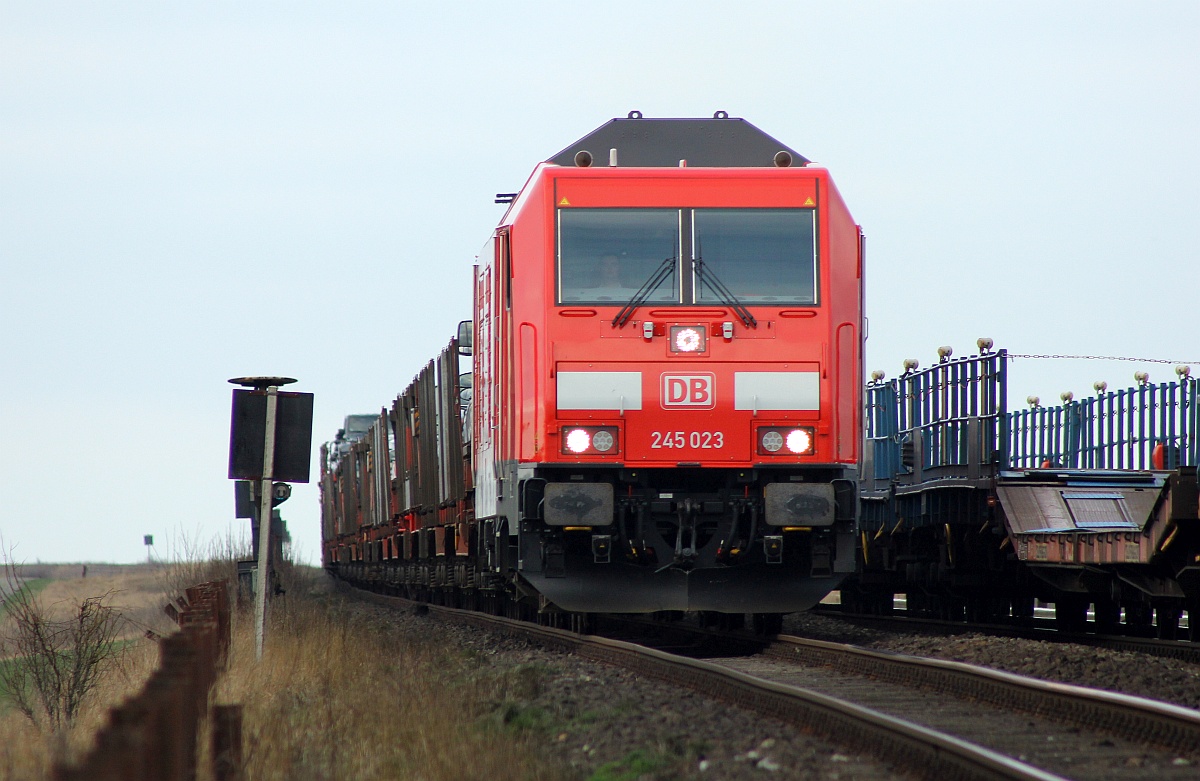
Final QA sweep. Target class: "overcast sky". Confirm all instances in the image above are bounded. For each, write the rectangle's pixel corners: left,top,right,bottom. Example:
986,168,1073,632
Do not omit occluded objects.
2,2,1197,565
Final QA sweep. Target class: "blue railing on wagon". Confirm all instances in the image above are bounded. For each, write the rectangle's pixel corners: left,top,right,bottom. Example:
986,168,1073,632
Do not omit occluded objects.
1007,376,1199,470
864,349,1009,482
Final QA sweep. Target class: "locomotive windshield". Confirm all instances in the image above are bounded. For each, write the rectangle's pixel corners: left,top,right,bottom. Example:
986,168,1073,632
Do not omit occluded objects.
694,209,817,304
557,208,817,305
557,209,679,304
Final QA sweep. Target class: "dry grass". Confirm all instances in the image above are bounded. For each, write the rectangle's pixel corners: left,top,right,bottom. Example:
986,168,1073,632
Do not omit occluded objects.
153,530,249,607
209,572,571,781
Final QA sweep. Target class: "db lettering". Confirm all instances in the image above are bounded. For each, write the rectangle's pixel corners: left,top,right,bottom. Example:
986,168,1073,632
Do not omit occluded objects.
661,374,715,409
667,378,709,404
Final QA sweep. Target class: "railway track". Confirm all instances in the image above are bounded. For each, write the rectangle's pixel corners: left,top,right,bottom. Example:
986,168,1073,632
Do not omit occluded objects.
346,586,1200,780
755,633,1200,779
811,606,1200,665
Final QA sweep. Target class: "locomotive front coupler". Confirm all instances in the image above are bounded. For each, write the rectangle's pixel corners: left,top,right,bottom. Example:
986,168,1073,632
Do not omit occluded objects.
652,498,702,573
615,495,653,564
715,499,756,564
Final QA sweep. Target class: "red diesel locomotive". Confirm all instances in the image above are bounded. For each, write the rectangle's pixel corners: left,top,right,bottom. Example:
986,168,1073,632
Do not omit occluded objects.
322,113,864,624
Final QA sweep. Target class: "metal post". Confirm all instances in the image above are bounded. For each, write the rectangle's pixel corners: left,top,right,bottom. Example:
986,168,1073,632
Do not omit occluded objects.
254,386,279,661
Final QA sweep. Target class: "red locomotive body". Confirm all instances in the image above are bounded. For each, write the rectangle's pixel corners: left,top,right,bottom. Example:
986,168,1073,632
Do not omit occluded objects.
323,114,863,622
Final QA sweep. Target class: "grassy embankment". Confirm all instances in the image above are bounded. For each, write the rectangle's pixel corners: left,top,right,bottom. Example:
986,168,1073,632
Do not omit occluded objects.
2,563,584,780
205,569,574,780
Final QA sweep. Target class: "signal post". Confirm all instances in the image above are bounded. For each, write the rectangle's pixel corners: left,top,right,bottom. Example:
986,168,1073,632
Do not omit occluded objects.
228,377,313,660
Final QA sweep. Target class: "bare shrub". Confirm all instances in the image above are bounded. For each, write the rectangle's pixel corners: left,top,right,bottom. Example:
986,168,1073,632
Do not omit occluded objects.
154,528,249,610
0,558,127,732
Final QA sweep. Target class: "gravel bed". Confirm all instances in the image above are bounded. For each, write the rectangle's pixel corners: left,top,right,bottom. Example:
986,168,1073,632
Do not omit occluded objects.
342,595,904,781
783,612,1200,710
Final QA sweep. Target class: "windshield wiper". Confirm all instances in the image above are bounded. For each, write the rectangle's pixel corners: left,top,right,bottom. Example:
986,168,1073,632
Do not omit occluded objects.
612,256,675,328
692,254,757,328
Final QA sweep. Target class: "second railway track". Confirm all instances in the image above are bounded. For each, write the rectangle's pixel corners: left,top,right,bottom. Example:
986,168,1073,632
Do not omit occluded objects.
811,606,1200,665
750,633,1200,779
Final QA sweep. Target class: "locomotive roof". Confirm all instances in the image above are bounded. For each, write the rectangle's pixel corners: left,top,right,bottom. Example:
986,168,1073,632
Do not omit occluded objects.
548,112,810,168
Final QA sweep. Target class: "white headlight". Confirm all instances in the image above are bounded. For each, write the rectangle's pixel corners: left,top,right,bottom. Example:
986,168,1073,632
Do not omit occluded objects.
786,429,812,454
674,327,702,352
565,429,591,454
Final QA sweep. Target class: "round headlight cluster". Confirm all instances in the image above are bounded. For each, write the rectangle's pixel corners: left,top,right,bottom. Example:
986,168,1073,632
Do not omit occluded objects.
591,430,615,452
562,426,619,456
758,427,815,456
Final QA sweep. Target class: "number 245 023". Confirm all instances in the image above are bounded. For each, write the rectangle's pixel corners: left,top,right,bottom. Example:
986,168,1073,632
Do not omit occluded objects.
650,431,725,449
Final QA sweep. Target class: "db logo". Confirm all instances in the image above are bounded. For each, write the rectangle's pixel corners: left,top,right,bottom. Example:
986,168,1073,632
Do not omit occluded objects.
661,373,716,409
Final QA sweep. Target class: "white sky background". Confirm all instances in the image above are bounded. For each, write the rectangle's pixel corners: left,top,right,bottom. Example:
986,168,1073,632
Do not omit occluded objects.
2,2,1197,564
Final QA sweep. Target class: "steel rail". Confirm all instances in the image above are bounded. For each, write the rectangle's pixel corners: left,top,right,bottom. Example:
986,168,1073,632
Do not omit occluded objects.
346,588,1064,781
769,634,1200,758
811,606,1200,664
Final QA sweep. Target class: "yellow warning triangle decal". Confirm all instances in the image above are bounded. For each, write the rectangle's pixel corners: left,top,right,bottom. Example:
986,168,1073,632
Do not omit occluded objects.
804,197,815,206
559,197,571,206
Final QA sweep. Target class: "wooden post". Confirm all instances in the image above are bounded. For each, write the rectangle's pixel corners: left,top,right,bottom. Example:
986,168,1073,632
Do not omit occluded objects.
211,705,244,781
